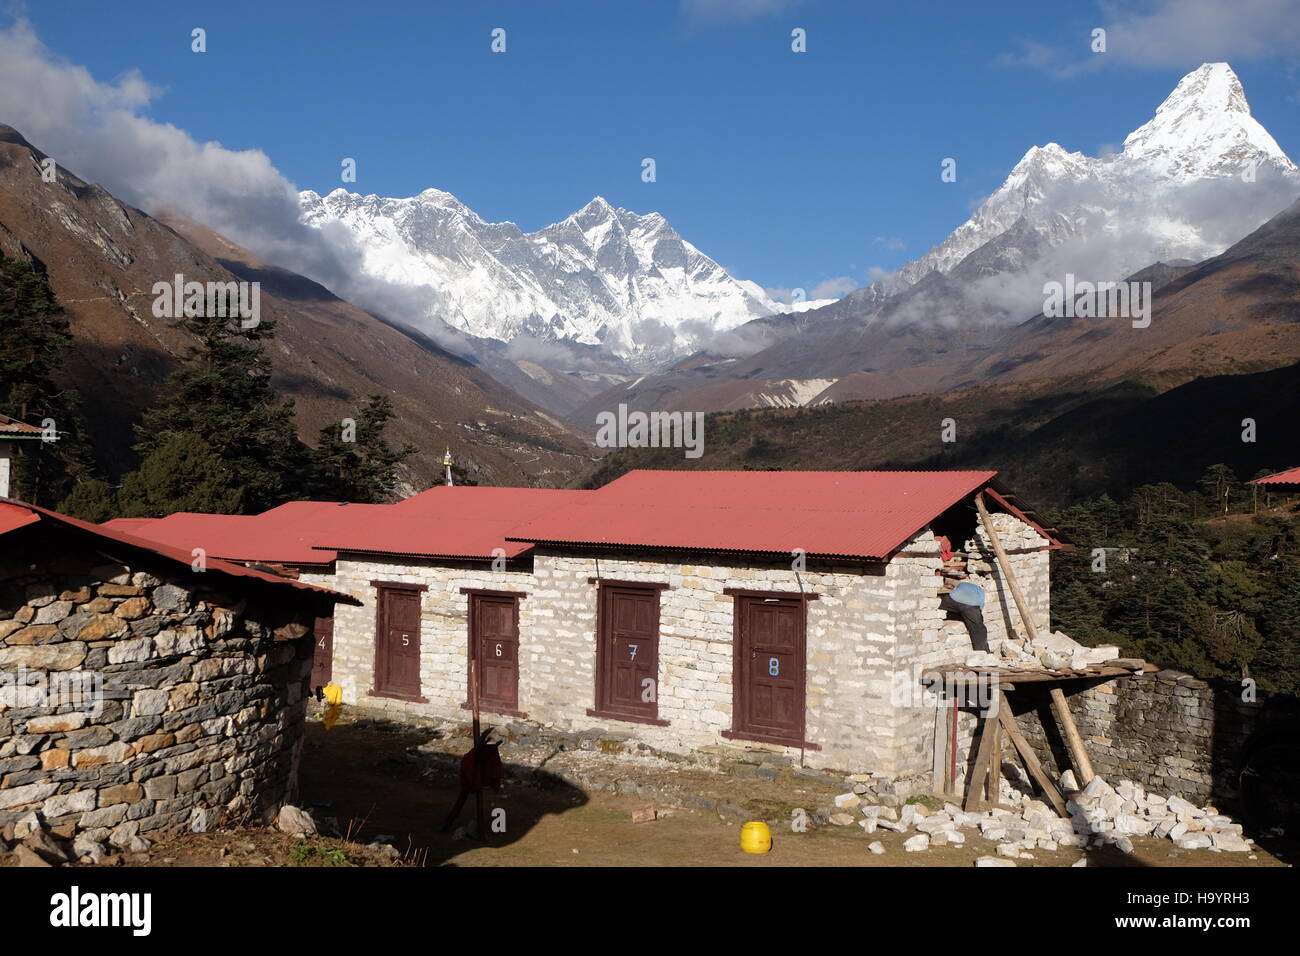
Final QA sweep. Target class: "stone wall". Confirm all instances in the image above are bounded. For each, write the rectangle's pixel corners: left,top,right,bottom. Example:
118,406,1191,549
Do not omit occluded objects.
308,556,534,720
529,547,893,772
318,508,1053,781
0,529,320,848
1009,669,1292,807
317,509,1055,785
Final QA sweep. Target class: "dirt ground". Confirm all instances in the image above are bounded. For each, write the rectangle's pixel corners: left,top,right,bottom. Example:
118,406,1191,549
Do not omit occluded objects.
292,716,1292,868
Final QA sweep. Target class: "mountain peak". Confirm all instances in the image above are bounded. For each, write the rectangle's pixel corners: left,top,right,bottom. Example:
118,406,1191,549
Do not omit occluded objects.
1121,62,1294,178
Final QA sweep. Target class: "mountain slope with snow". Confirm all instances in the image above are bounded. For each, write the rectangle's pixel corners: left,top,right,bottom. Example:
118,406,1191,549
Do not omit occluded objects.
890,63,1299,293
586,63,1300,418
298,190,790,368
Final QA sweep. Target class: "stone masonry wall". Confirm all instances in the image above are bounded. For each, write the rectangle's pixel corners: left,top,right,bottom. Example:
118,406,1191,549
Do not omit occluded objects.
0,529,320,847
316,509,1052,782
1011,669,1289,807
528,547,893,772
310,556,533,720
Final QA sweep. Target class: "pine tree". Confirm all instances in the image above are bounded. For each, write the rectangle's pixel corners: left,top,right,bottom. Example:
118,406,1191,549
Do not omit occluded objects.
0,253,100,508
117,433,243,517
129,304,310,513
310,395,415,502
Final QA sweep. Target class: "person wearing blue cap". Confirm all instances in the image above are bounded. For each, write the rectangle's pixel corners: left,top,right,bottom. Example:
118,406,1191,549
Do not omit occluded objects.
940,579,988,652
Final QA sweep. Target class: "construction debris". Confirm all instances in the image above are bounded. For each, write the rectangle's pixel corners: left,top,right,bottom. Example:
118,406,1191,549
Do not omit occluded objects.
828,769,1254,859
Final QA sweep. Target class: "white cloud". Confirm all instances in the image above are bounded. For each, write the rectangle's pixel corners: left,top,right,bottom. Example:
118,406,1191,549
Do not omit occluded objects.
810,276,857,298
872,236,905,251
1000,0,1300,76
0,16,472,352
680,0,803,21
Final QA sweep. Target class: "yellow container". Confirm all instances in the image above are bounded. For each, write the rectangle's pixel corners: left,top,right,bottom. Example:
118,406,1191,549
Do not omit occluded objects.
740,821,772,854
323,683,343,706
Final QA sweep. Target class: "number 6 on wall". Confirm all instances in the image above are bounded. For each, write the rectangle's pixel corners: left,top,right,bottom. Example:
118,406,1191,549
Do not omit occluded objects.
495,643,502,657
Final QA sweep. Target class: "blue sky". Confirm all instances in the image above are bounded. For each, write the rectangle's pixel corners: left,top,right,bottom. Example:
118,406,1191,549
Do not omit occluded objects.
10,0,1300,298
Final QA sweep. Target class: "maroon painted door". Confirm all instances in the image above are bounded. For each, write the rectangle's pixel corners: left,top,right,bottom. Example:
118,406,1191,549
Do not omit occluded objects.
374,587,422,699
597,586,659,720
735,596,804,744
311,616,333,688
469,593,519,713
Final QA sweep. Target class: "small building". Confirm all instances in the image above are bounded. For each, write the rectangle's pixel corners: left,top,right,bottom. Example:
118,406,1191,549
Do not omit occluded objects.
115,469,1059,790
0,414,46,500
0,500,356,845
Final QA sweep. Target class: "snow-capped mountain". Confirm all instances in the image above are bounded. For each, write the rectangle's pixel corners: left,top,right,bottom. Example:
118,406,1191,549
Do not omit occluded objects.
299,189,792,368
890,63,1299,292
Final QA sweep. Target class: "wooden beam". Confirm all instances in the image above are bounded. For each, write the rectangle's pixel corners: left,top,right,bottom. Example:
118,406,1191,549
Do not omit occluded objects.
975,492,1040,642
996,696,1069,816
932,704,947,796
985,713,1002,804
1049,686,1095,786
963,712,999,812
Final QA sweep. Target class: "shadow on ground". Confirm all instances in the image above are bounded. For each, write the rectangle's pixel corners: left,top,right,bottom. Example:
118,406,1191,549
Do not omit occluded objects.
298,720,589,866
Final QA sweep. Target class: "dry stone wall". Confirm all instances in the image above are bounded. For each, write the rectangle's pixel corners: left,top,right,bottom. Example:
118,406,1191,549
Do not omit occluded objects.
1011,669,1291,807
0,530,319,846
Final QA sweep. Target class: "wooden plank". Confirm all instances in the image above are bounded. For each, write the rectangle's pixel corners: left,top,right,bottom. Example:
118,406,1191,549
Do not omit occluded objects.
963,712,999,812
1049,686,1095,786
946,697,958,795
932,703,947,796
975,493,1041,642
985,712,1002,804
997,696,1069,817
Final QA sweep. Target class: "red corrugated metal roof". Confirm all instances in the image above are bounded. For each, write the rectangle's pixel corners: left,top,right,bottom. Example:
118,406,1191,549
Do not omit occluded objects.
103,501,386,565
1,500,355,601
0,501,41,534
506,469,1002,560
315,486,590,560
1249,466,1300,486
0,414,43,437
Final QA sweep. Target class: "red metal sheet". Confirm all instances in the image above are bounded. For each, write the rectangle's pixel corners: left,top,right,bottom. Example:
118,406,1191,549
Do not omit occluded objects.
1249,465,1300,486
1,500,354,601
317,486,589,560
507,469,1000,559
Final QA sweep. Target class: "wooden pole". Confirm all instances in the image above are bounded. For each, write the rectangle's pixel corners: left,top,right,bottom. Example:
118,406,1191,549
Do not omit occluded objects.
996,695,1069,816
469,658,487,840
974,492,1040,642
932,703,947,796
985,710,1002,804
963,711,999,812
1049,687,1095,786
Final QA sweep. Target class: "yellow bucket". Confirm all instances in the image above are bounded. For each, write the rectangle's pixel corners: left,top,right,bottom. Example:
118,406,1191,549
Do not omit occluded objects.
740,821,772,854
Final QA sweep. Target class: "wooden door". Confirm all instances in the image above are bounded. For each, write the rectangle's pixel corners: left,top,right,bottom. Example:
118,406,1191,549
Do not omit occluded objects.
311,616,333,688
469,593,519,713
596,585,659,720
734,596,805,745
374,586,422,700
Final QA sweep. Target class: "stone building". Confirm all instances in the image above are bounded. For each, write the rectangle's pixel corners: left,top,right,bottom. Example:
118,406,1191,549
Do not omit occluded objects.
0,500,355,848
116,470,1058,786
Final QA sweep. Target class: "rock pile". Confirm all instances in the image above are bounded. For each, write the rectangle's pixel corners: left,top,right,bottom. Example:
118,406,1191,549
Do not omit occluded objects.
969,628,1121,670
827,768,1255,861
